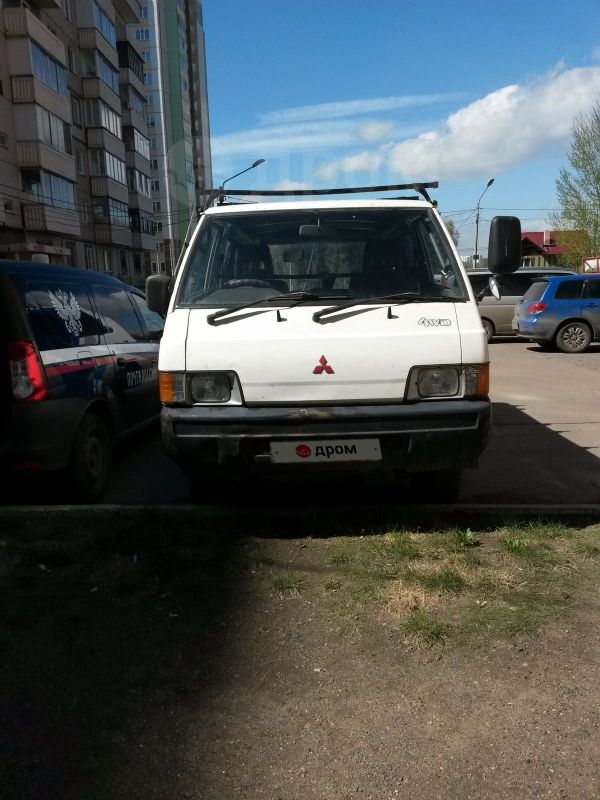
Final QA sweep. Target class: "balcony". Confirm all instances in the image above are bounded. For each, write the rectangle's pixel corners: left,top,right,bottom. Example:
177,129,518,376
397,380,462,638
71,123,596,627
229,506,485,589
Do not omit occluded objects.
120,105,146,131
90,176,129,203
86,128,126,159
3,6,65,65
95,224,132,247
11,76,71,119
125,149,150,173
119,65,144,96
113,0,142,24
78,28,119,65
128,192,153,212
16,141,76,180
23,203,81,237
132,231,155,251
82,77,121,115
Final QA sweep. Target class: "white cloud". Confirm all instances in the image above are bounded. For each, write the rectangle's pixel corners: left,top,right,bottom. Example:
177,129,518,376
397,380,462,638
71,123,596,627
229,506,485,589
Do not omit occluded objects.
592,45,600,62
315,150,385,181
211,120,359,157
258,94,463,125
272,180,310,190
388,66,600,181
357,121,393,142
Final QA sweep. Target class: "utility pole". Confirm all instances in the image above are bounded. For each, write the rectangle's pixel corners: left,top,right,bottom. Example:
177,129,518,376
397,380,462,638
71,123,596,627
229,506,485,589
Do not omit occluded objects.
474,177,495,265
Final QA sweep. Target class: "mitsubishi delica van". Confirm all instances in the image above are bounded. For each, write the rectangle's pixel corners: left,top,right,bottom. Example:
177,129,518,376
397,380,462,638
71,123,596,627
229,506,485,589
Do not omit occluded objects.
147,183,521,502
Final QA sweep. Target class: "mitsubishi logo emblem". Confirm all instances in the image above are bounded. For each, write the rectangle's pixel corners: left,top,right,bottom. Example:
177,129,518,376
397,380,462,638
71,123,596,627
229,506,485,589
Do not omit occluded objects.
313,355,334,375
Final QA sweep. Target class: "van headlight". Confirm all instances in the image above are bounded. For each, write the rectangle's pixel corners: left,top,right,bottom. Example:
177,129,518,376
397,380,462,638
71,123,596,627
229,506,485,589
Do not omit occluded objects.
159,371,242,405
406,364,489,400
189,373,231,403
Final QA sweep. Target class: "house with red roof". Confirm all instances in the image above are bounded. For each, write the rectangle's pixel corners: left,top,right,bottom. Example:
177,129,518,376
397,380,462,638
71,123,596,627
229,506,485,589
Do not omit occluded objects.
521,231,569,267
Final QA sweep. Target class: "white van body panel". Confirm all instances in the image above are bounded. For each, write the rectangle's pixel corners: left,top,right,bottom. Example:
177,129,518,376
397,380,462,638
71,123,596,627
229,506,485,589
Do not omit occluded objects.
184,303,469,404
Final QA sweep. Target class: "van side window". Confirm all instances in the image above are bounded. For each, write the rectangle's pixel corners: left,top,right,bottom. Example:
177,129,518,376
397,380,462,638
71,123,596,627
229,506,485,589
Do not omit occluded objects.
17,280,100,350
93,284,145,343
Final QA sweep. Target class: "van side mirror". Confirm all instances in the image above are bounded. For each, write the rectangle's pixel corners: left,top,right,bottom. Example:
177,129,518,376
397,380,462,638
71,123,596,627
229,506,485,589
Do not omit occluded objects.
488,216,521,275
146,275,171,315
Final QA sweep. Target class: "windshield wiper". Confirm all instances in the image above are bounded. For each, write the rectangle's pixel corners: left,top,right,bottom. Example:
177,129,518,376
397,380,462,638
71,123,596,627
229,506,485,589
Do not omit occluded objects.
207,292,345,325
312,292,460,322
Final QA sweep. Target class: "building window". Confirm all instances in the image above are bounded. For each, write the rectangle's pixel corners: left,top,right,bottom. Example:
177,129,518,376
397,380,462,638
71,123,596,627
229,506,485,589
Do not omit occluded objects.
68,48,78,75
64,0,72,22
22,169,75,210
142,50,151,62
71,96,82,127
76,150,85,175
84,244,94,270
31,42,68,97
151,179,159,191
143,72,152,85
135,28,150,41
103,250,112,273
129,208,153,235
146,94,155,106
150,158,158,170
89,150,126,185
152,200,161,212
132,253,142,274
153,221,162,232
93,1,117,48
119,250,128,274
140,5,149,18
0,132,7,148
95,52,119,94
36,107,72,154
85,99,121,138
146,114,156,127
81,199,89,223
116,41,144,83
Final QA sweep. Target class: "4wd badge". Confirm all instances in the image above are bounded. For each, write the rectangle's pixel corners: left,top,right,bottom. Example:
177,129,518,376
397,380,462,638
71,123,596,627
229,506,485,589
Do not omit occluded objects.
418,317,452,327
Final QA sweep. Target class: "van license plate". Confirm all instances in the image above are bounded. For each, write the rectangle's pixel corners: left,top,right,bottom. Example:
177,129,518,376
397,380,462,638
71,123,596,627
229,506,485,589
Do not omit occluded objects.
270,439,382,463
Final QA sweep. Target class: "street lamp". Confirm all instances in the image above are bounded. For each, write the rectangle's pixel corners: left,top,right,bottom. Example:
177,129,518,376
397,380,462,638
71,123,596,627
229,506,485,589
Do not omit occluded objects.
473,177,495,265
219,158,265,194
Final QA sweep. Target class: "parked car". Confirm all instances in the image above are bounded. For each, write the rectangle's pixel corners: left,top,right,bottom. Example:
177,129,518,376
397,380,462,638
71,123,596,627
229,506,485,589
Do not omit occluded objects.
513,273,600,353
146,185,522,504
0,261,163,499
466,267,576,341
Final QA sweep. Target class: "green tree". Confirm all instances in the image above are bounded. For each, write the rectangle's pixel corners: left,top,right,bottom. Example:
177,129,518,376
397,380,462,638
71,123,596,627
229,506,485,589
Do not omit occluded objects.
443,218,460,247
549,102,600,269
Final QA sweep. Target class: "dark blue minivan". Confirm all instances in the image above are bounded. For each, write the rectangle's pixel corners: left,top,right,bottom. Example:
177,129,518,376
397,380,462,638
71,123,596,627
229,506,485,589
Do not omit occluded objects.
0,261,163,499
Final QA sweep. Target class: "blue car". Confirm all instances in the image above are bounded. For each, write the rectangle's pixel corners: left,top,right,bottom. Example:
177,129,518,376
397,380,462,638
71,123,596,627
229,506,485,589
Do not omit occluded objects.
513,274,600,352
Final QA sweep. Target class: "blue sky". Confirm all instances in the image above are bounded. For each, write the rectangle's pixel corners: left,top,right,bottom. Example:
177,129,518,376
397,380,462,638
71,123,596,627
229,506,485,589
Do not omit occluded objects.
202,0,600,258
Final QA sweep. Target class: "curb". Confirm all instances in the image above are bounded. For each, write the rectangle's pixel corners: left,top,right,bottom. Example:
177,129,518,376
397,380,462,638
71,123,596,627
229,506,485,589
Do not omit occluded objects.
1,504,599,519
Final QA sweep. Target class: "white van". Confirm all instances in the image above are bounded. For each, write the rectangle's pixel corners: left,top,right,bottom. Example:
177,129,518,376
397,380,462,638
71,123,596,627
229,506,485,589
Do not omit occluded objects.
147,185,521,502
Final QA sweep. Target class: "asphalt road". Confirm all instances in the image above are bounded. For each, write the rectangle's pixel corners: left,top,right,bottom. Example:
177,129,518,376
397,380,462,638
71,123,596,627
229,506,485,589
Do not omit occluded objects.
7,339,599,505
98,338,600,506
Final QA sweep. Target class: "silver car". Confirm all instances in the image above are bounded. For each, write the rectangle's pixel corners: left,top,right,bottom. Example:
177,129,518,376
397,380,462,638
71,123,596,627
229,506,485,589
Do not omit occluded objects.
466,268,576,341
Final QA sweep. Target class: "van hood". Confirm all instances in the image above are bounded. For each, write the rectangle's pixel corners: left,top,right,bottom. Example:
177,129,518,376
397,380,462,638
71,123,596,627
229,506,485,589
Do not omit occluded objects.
182,303,469,404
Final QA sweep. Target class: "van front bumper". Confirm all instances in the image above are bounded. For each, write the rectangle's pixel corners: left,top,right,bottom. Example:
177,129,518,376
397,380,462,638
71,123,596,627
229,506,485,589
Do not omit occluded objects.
161,399,491,474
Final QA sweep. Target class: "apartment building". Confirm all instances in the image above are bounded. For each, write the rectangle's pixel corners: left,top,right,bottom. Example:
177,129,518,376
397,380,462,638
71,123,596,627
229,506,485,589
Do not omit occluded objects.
134,0,212,275
0,0,155,286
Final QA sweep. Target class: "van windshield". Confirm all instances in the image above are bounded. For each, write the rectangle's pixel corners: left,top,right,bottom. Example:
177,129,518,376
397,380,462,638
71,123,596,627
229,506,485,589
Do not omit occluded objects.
177,208,468,307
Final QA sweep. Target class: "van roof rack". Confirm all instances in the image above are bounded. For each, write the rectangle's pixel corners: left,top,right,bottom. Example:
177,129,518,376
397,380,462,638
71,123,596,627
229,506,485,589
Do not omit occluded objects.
203,182,438,210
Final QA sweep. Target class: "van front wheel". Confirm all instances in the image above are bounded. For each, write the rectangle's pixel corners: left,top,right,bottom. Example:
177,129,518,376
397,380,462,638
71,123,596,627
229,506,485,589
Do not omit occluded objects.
68,413,111,501
409,469,462,504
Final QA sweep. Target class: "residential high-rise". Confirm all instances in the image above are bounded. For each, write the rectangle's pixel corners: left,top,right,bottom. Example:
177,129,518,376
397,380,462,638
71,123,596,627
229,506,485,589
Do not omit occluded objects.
0,0,155,286
134,0,212,275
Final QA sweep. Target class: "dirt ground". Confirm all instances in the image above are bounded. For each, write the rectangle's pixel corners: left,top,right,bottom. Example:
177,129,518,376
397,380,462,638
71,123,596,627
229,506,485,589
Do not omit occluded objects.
2,509,600,800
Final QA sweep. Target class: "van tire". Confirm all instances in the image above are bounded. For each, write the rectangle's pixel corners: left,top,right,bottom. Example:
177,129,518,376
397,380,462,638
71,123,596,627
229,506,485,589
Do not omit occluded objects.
409,469,462,503
555,321,591,353
68,413,111,501
481,318,494,343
